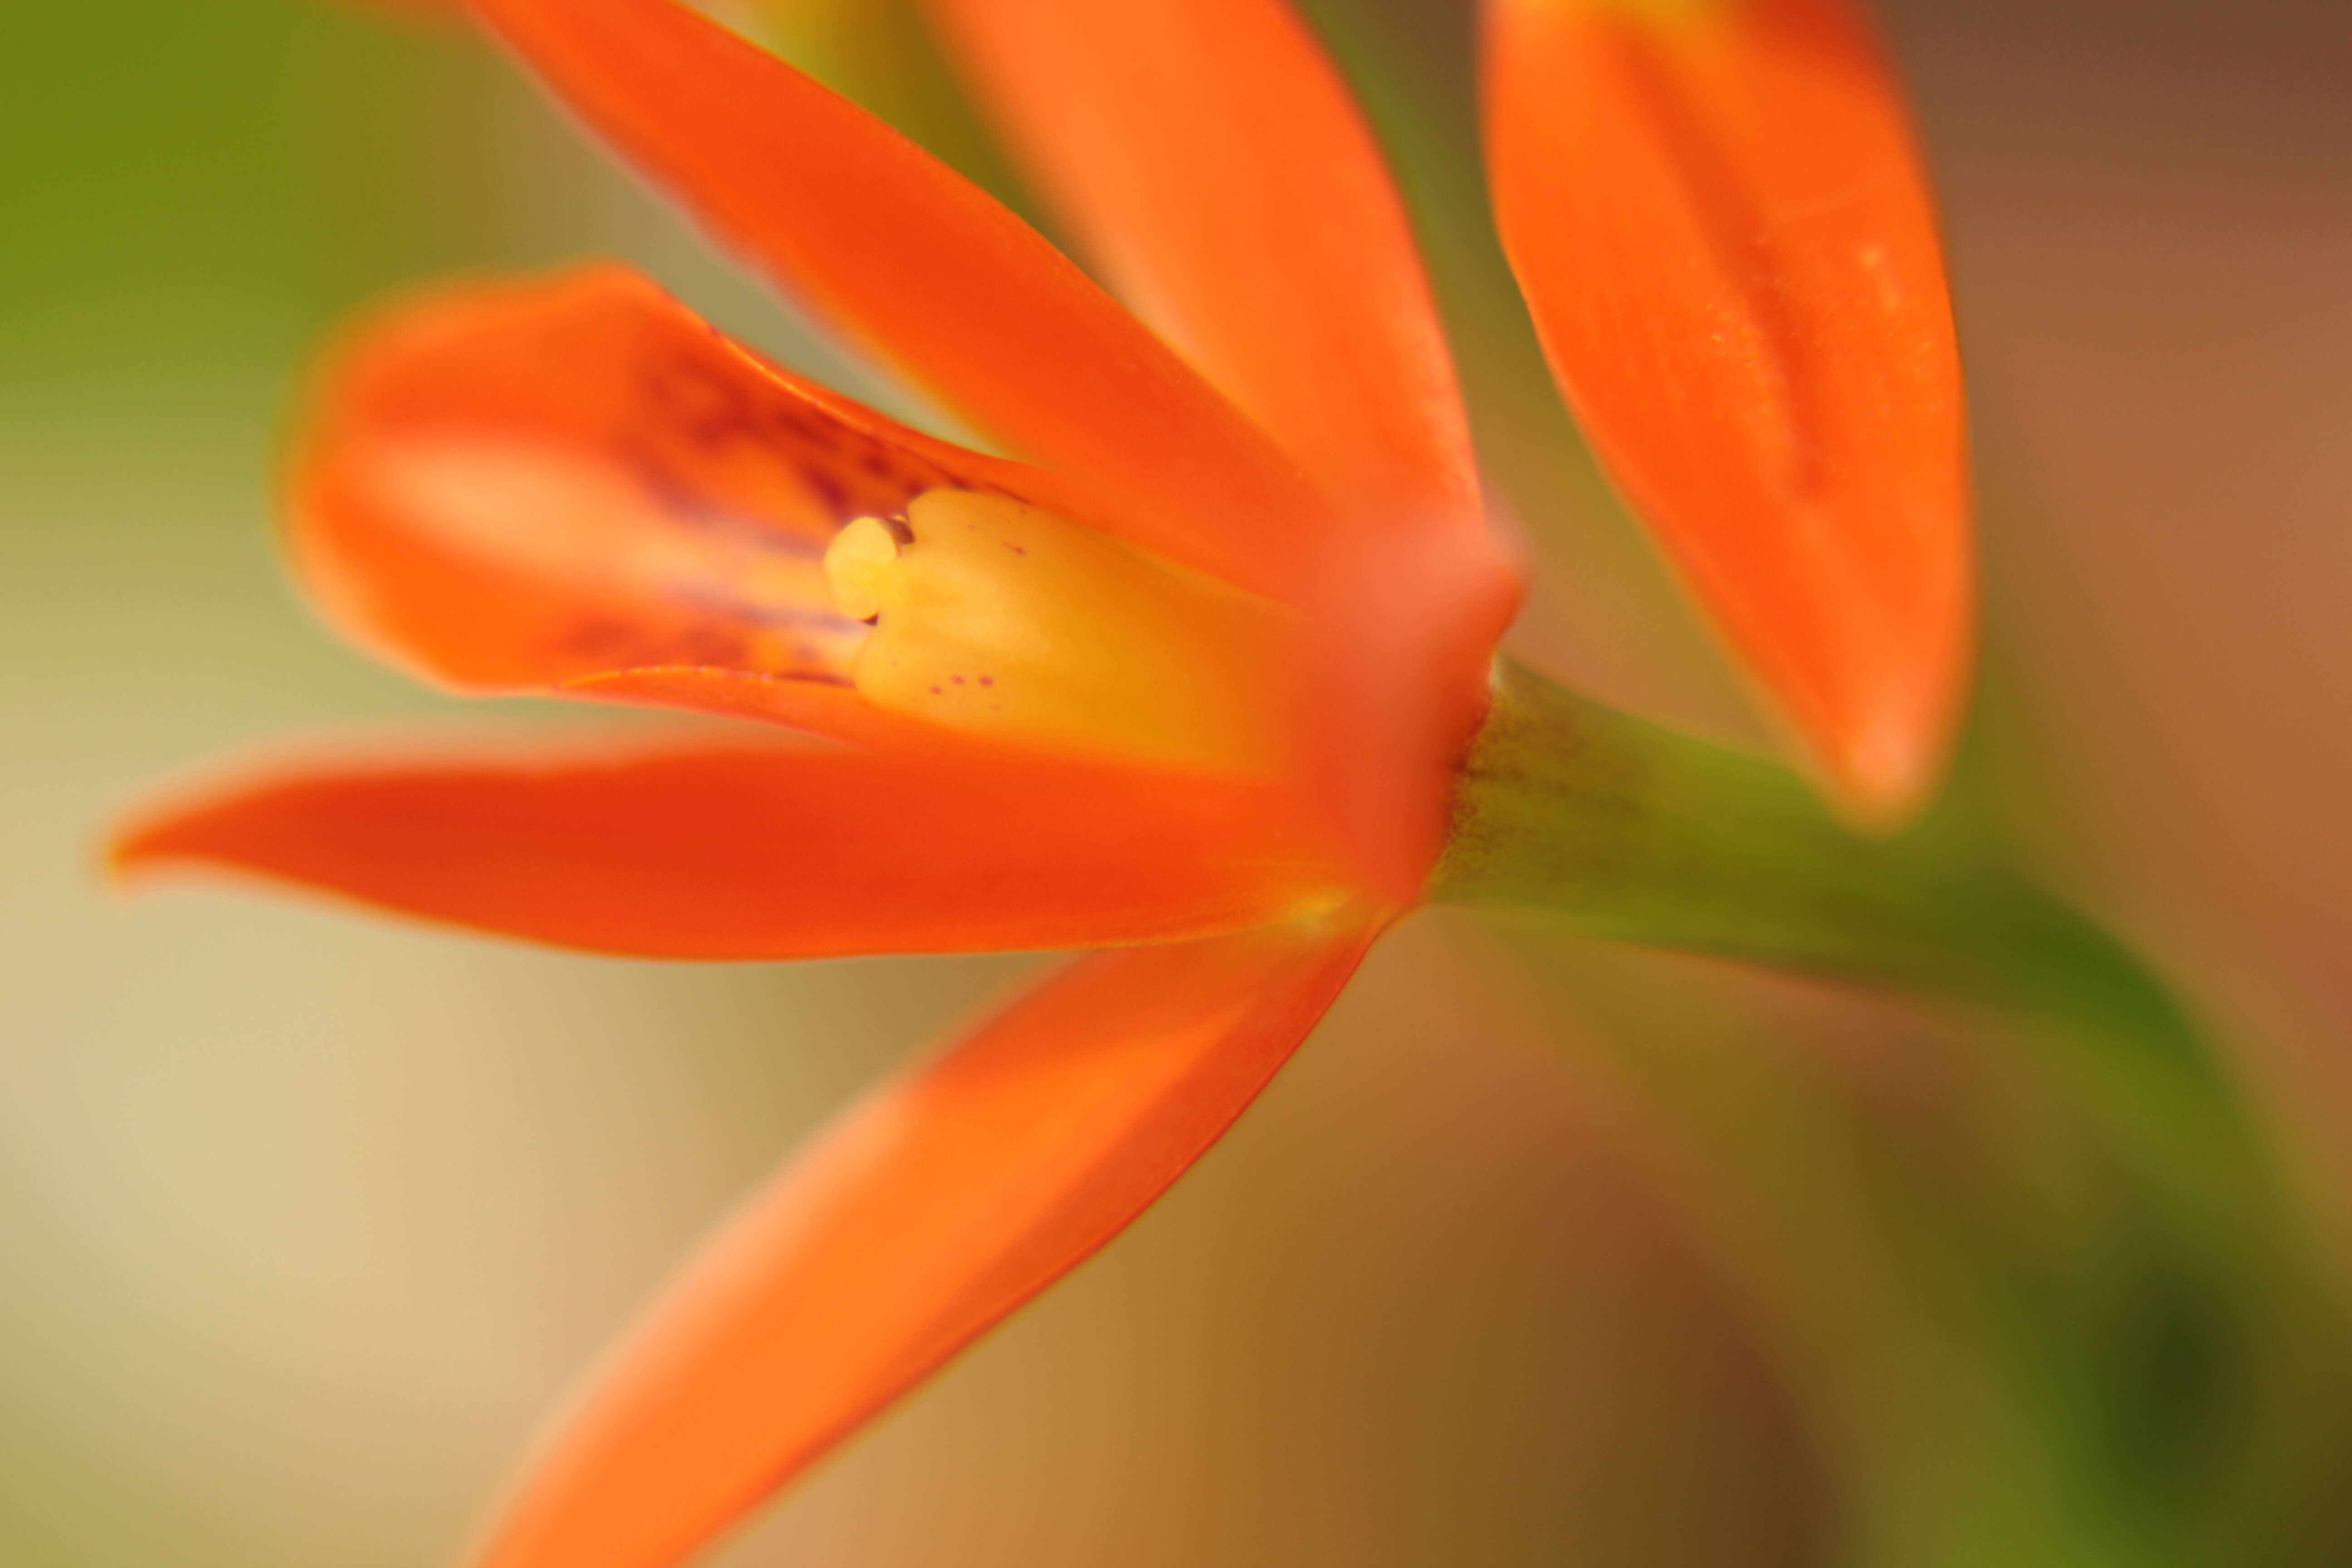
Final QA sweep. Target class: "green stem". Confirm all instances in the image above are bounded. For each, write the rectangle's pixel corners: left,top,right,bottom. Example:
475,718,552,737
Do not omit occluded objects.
1433,662,2249,1218
1439,662,2180,1034
1432,659,2352,1565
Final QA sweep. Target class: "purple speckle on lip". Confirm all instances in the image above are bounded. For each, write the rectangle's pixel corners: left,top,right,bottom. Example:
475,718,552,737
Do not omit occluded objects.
951,674,965,685
928,685,942,695
979,676,994,687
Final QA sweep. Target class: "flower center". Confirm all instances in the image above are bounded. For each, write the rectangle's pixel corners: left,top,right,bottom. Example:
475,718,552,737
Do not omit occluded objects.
823,490,1286,774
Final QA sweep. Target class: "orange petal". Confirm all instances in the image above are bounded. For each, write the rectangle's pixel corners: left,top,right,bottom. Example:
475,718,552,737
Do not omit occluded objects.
293,266,1009,726
924,0,1477,527
465,0,1327,591
469,915,1382,1568
113,737,1337,958
1484,0,1971,816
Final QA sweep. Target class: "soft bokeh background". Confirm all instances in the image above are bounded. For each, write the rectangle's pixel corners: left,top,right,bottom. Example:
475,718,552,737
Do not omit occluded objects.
4,1,2347,1563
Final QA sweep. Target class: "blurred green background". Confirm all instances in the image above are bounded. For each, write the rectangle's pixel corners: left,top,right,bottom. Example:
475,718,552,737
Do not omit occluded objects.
4,2,2349,1564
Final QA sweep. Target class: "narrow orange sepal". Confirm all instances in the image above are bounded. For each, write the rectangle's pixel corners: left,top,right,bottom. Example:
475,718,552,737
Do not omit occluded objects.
1485,0,1971,816
467,916,1382,1568
112,738,1338,959
925,0,1478,529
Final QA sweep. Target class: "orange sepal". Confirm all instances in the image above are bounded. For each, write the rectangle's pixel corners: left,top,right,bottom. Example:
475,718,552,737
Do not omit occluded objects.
291,266,1001,703
464,0,1327,592
924,0,1476,528
1484,0,1971,815
467,915,1382,1568
113,737,1338,959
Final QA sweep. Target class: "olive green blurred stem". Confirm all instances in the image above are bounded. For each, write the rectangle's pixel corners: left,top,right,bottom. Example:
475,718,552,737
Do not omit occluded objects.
1431,659,2249,1164
1435,659,2193,1053
1433,658,2352,1566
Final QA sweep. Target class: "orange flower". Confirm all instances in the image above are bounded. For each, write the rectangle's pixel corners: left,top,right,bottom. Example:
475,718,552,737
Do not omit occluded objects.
114,1,1965,1564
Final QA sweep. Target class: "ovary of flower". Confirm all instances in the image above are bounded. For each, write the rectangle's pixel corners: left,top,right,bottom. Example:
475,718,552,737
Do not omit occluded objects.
823,490,1287,775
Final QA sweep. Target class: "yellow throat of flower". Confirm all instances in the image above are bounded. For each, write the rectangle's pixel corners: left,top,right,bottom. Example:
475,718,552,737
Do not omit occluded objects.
823,490,1287,775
